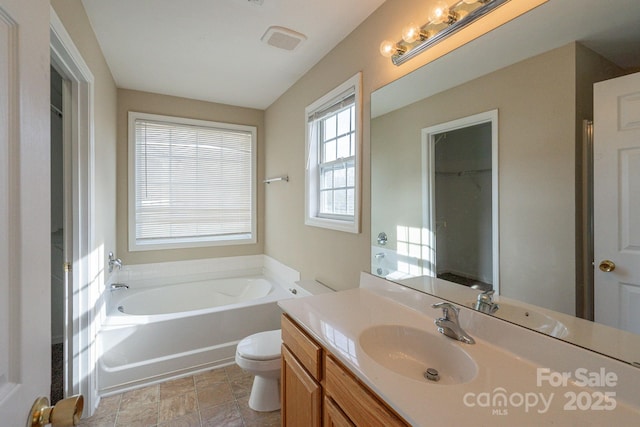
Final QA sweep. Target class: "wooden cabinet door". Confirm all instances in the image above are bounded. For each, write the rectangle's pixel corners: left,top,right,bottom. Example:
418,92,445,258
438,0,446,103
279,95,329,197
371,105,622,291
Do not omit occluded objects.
324,396,355,427
325,355,407,427
282,345,322,427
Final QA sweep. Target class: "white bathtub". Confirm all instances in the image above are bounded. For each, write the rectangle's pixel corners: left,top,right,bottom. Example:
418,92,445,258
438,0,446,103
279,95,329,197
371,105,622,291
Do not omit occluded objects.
97,274,293,395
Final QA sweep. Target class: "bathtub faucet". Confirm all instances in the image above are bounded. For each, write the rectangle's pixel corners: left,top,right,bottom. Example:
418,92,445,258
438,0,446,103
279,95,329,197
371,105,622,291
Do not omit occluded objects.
108,251,123,273
110,283,129,291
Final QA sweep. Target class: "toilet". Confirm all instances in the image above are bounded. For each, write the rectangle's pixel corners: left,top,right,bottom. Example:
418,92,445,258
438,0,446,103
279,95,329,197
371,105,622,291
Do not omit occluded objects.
235,329,282,412
235,279,333,412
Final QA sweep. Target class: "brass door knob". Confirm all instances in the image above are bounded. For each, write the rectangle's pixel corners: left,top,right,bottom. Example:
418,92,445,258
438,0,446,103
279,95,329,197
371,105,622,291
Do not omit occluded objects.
598,260,616,272
28,395,84,427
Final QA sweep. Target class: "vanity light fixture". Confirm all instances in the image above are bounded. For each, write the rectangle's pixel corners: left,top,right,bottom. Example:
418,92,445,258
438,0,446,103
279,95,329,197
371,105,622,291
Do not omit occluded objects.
379,40,407,57
380,0,510,65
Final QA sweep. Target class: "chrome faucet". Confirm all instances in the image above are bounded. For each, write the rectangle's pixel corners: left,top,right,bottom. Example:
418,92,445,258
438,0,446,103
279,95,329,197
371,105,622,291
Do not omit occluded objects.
474,289,499,314
110,283,129,291
108,252,123,273
432,302,475,344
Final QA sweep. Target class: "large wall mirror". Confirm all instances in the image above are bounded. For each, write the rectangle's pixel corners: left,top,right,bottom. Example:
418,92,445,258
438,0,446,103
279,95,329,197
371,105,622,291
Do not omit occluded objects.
371,0,640,365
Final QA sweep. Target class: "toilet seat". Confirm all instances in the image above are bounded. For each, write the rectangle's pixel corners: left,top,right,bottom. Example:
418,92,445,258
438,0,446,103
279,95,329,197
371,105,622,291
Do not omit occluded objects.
236,329,281,361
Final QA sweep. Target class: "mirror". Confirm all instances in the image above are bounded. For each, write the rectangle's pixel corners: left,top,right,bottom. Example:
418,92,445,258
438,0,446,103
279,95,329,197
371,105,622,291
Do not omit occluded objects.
371,0,640,365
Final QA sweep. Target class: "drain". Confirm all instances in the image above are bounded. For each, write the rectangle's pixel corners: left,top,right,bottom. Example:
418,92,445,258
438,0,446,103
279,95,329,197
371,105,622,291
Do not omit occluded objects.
117,305,124,313
424,368,440,382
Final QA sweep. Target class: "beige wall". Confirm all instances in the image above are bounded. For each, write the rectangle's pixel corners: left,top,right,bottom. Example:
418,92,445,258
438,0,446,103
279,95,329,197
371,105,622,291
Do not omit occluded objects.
51,0,118,276
52,0,624,301
265,6,629,311
54,0,541,286
264,0,447,290
116,89,265,264
263,0,552,291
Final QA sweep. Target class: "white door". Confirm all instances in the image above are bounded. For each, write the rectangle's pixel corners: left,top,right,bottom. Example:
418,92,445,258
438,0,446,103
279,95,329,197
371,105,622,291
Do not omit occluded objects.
0,0,52,425
594,72,640,334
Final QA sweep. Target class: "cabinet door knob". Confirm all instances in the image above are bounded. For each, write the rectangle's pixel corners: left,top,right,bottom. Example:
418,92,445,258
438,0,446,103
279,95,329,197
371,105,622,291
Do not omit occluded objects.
598,260,616,272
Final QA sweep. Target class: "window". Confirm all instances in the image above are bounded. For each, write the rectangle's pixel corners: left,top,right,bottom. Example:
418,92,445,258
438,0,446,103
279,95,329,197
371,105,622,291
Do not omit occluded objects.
128,112,256,251
305,73,362,233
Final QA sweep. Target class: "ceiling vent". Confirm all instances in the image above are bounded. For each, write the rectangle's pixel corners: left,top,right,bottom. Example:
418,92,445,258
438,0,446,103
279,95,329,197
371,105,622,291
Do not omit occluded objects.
261,26,307,51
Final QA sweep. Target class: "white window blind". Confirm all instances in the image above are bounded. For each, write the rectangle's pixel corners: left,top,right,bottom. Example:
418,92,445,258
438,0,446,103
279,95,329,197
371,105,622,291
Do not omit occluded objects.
128,112,256,250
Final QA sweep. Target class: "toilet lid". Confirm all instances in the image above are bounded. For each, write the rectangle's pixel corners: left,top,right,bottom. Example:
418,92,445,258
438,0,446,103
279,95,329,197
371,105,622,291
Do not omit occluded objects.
237,329,282,361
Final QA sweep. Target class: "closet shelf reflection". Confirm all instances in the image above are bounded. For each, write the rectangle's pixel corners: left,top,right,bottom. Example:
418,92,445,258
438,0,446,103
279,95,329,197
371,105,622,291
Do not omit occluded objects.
435,168,491,176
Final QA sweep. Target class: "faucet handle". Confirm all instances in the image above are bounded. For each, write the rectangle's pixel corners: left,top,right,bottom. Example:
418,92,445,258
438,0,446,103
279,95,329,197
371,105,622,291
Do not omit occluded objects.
477,289,495,302
432,301,459,320
475,289,499,313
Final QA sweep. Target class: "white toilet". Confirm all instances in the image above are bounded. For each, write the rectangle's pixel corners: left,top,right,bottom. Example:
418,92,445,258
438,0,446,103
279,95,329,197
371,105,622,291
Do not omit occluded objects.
235,329,282,412
235,279,333,412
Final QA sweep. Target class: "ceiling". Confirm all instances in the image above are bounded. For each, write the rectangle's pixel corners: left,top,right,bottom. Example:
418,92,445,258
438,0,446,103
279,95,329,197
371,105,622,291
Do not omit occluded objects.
82,0,640,112
81,0,386,110
372,0,640,116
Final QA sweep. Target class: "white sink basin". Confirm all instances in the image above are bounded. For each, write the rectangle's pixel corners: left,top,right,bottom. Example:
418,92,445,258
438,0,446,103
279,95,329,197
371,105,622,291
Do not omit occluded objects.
358,325,478,385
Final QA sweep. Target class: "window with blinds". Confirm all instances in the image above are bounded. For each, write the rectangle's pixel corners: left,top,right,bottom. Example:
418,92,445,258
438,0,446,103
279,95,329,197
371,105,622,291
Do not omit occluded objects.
128,112,256,250
305,73,361,233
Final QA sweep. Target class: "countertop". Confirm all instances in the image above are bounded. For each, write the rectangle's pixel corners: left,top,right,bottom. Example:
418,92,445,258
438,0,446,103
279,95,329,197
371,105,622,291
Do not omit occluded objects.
278,282,640,426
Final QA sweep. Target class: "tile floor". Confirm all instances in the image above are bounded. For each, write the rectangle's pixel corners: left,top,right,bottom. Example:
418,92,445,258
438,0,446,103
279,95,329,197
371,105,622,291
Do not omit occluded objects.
78,364,280,427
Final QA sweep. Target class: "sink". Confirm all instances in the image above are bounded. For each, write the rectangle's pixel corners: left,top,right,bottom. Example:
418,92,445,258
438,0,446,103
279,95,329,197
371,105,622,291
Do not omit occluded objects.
490,303,569,338
358,325,478,385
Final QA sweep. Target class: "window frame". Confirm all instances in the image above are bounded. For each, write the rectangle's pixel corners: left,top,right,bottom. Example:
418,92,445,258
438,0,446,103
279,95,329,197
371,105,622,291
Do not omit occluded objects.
305,72,362,233
127,111,257,251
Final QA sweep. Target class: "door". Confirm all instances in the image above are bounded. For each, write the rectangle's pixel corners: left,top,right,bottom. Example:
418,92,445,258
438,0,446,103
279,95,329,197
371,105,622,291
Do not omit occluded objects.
0,0,52,425
324,396,355,427
421,110,499,293
594,72,640,334
433,123,493,291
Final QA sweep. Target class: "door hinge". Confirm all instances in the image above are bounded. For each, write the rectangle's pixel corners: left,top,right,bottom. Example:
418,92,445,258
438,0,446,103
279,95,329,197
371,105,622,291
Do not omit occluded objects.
64,262,72,273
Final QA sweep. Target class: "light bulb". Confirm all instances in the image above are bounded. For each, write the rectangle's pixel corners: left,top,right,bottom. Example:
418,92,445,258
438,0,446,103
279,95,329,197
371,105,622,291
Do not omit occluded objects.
401,23,422,43
428,0,450,24
379,40,397,58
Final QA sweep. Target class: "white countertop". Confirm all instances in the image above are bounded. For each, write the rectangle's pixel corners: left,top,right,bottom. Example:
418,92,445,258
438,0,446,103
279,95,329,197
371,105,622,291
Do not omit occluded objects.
395,274,640,364
278,278,640,426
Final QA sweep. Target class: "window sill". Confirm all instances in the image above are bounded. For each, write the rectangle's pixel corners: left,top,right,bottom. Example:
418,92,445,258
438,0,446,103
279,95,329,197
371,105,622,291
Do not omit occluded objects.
305,216,359,234
129,234,256,252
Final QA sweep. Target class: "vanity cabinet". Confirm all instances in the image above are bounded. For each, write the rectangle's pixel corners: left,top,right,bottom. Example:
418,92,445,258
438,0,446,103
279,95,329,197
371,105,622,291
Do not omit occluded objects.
281,314,323,426
323,395,354,427
324,355,406,427
281,314,409,427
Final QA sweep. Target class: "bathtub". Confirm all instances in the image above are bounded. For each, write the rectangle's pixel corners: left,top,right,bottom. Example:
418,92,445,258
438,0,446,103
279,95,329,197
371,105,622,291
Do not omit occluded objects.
97,273,293,395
